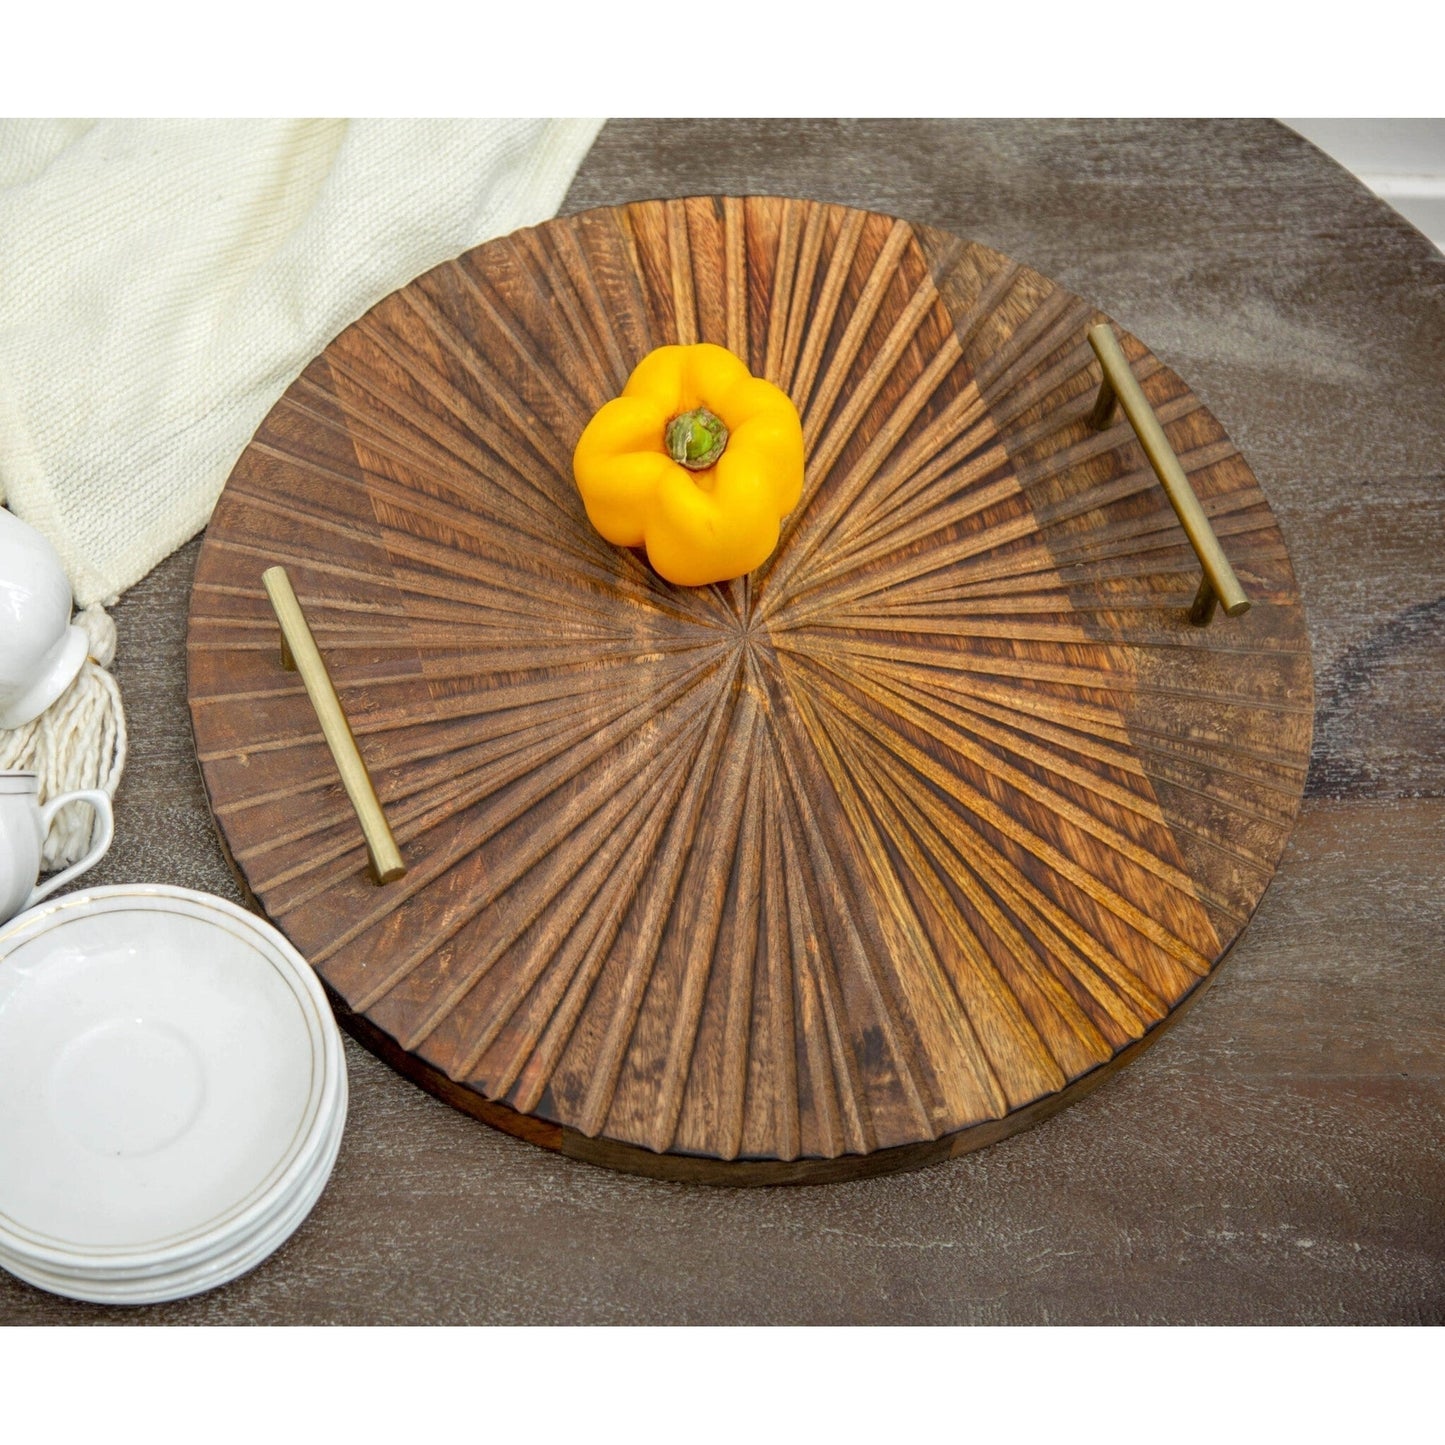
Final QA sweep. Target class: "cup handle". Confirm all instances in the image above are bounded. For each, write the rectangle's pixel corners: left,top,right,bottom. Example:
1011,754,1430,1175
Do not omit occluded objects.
24,789,115,909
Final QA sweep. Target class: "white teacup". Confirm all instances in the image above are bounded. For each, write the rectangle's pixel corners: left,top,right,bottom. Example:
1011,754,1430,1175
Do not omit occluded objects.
0,507,90,731
0,772,114,924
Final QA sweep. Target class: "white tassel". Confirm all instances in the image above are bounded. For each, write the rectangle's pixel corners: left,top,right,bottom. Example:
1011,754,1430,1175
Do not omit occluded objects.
0,603,127,870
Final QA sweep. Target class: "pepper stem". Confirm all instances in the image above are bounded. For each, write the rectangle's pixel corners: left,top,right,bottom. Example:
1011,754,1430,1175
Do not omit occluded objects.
665,407,728,471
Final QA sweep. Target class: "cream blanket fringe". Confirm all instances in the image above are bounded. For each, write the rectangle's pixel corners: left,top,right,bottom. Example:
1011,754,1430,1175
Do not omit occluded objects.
0,604,126,869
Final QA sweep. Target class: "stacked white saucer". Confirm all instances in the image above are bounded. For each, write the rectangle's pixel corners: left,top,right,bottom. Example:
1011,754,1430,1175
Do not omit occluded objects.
0,885,346,1305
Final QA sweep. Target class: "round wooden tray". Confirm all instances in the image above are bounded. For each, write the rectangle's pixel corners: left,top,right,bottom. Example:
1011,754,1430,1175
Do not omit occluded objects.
187,197,1313,1184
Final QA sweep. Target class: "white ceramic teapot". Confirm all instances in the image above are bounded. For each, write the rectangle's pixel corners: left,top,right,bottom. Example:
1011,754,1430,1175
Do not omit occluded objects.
0,507,90,730
0,771,114,923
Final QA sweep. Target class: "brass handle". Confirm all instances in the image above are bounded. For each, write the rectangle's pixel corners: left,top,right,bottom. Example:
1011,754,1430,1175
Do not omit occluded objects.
1087,323,1250,626
262,565,406,884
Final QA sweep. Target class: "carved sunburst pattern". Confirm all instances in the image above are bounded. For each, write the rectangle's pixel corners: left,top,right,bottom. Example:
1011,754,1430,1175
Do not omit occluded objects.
187,198,1313,1181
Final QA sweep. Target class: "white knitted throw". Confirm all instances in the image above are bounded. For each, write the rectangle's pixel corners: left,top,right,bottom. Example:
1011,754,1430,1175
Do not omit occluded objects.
0,118,602,865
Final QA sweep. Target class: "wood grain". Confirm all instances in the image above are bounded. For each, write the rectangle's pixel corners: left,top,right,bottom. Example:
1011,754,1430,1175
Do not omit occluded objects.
185,196,1312,1182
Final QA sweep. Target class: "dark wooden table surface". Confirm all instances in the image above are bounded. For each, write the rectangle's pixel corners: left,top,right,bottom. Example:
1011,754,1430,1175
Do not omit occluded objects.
5,119,1441,1326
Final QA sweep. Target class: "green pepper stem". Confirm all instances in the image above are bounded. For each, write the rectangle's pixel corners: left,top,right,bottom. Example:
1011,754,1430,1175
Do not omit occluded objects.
666,407,728,471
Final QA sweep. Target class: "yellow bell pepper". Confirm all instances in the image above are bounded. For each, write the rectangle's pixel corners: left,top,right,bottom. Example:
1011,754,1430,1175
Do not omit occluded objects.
572,342,804,587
